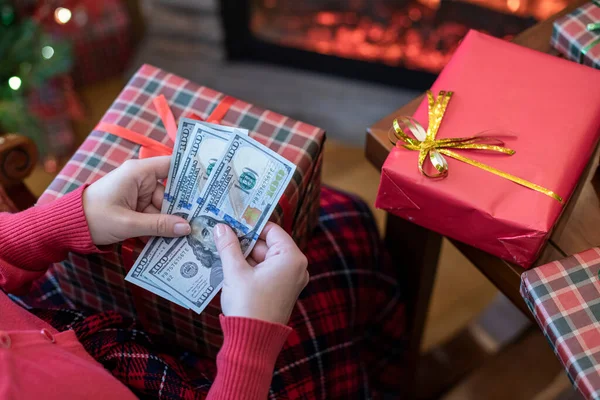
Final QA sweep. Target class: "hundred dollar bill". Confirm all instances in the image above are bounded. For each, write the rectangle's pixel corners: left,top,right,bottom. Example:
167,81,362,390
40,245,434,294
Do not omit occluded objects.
145,132,296,313
161,119,196,214
124,238,189,308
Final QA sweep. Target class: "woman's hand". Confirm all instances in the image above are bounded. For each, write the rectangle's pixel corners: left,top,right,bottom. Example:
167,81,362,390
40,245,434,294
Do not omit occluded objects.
214,222,309,325
83,157,191,246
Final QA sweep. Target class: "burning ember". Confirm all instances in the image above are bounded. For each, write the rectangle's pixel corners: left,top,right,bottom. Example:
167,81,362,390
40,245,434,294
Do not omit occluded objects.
251,0,572,73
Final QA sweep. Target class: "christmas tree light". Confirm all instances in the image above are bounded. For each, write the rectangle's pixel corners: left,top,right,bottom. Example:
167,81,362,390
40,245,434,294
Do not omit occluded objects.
42,46,55,59
54,7,72,24
8,76,21,90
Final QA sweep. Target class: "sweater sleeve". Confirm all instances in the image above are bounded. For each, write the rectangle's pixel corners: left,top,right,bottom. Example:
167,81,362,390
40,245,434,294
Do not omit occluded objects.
207,315,292,400
0,186,98,295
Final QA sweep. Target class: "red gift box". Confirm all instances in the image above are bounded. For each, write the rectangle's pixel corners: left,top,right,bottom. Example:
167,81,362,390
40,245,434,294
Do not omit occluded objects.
376,31,600,268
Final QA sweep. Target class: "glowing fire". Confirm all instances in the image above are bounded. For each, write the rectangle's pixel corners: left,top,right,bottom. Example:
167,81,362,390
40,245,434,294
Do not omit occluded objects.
251,0,574,73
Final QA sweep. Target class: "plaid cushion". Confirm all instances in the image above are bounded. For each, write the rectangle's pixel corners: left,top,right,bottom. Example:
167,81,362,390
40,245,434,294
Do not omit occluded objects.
37,63,326,354
16,186,406,399
551,1,600,69
521,248,600,400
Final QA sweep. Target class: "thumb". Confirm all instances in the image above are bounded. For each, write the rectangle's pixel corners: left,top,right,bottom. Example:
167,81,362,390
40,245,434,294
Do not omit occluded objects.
123,211,191,238
214,224,248,275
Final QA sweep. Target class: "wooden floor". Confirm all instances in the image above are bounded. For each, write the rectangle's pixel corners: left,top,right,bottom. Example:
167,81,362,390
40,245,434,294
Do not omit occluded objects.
23,79,575,399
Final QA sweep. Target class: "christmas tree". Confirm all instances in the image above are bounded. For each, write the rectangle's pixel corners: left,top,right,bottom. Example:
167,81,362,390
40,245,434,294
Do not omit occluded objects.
0,0,72,153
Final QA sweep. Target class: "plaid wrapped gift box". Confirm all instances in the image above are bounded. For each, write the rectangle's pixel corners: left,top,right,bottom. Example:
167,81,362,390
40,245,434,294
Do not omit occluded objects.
37,64,326,355
521,248,600,400
551,0,600,70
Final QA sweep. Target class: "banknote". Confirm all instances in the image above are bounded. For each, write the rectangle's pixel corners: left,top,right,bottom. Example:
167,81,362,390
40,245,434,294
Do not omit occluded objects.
171,122,248,216
145,132,296,313
124,237,189,308
161,119,196,214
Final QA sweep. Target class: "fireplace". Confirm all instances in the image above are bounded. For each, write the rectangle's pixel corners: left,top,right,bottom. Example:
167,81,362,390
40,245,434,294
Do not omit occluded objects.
220,0,573,89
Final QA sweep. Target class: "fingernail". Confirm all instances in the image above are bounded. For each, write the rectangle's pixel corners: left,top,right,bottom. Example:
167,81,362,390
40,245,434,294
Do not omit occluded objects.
174,223,191,236
215,224,226,238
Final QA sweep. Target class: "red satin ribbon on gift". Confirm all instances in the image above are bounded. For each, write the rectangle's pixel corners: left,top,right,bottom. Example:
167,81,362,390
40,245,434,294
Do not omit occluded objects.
95,94,236,159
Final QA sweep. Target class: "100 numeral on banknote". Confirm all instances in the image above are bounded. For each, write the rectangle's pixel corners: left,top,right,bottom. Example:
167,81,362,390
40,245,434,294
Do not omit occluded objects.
161,120,194,214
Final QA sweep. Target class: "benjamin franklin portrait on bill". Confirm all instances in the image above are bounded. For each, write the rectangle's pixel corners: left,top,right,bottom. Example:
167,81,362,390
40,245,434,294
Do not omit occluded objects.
187,215,226,287
188,214,254,273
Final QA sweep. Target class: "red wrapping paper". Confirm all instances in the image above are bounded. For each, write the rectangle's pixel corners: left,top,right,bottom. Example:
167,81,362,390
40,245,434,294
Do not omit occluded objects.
376,30,600,268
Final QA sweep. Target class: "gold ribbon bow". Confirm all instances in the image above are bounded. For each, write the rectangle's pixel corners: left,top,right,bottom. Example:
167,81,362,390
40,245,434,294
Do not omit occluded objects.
390,90,563,203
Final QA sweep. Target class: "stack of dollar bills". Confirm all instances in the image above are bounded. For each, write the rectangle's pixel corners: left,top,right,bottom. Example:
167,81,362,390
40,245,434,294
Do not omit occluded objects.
125,118,296,314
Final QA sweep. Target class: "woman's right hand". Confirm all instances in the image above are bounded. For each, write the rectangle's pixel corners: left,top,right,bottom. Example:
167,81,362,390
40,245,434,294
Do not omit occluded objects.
214,222,309,325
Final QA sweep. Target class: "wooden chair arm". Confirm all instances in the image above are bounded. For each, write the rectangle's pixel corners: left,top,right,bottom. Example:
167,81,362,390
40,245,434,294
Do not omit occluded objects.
0,134,38,187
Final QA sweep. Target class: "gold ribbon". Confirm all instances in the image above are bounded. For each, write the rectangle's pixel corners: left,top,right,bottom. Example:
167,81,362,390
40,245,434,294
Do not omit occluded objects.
389,90,563,203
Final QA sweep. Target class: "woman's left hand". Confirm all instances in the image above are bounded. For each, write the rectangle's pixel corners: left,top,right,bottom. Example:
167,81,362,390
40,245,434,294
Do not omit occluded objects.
83,157,191,246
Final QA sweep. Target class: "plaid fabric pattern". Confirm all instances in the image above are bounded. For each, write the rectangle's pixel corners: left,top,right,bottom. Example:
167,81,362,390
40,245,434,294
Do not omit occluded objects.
16,186,406,399
521,248,600,400
551,1,600,69
37,63,326,354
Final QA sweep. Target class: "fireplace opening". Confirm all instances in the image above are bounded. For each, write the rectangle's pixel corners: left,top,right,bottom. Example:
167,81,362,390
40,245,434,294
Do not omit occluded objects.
221,0,574,89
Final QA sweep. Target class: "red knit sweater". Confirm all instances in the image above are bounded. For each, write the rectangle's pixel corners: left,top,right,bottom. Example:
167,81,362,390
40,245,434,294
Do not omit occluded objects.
0,187,291,399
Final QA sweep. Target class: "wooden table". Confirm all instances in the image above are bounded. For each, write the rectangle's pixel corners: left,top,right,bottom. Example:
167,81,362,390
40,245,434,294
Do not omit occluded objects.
364,0,600,396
